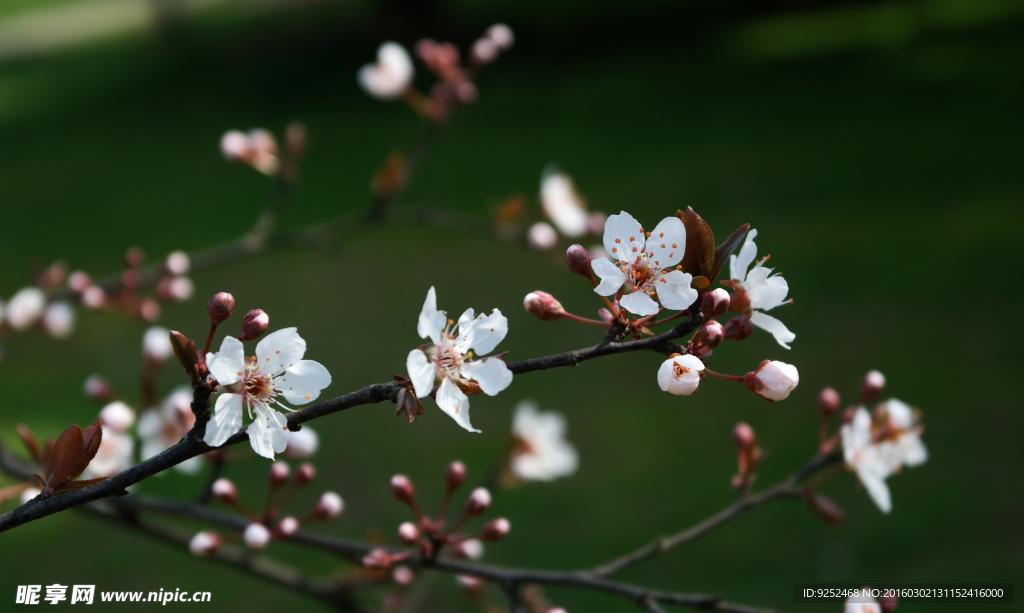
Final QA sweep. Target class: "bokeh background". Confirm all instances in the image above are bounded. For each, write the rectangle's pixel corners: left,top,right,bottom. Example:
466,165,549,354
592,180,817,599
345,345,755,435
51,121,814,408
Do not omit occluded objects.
1,0,1022,610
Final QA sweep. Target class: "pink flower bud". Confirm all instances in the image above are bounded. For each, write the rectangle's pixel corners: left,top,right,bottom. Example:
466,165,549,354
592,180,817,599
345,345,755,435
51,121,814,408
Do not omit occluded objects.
82,286,106,309
457,538,484,559
83,374,113,401
481,517,510,542
398,522,420,545
68,271,92,293
243,523,271,550
701,288,730,319
527,221,558,250
295,462,316,486
524,291,565,321
99,401,135,432
362,548,392,570
455,81,478,104
456,575,484,592
860,370,886,404
157,276,194,302
221,130,251,162
392,567,415,586
276,516,300,538
486,23,514,50
879,594,898,612
211,478,237,504
268,461,290,488
597,308,614,324
723,315,754,341
695,321,725,348
733,422,756,448
657,354,705,396
465,487,491,516
207,292,235,325
164,251,191,275
744,360,799,402
139,298,160,322
471,37,498,64
564,244,593,280
445,460,466,490
189,531,222,557
818,387,840,416
313,491,344,520
390,474,415,505
239,309,269,341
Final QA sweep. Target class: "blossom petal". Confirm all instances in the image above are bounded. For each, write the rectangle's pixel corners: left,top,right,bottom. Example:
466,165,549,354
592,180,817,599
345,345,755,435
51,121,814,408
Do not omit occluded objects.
277,360,332,405
858,464,892,514
602,211,644,264
729,228,758,282
249,405,290,460
417,287,447,345
456,310,508,357
206,336,245,386
656,270,699,311
881,399,914,430
204,393,243,448
620,291,660,316
436,377,480,433
744,266,789,311
460,358,513,396
645,216,687,269
540,171,589,238
899,433,928,467
749,311,795,349
256,327,307,375
406,349,436,398
591,257,627,296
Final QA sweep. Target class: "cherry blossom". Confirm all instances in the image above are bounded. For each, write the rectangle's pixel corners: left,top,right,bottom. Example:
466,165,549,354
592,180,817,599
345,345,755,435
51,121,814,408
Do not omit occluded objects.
591,211,698,316
5,287,46,330
204,328,332,460
358,42,414,100
138,386,201,475
406,287,512,433
727,229,795,348
540,169,589,238
509,400,579,482
658,354,705,396
844,596,882,613
874,399,928,469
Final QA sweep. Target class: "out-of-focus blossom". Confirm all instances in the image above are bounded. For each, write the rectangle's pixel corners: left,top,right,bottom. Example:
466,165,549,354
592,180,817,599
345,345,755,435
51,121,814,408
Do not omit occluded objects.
727,230,794,348
591,211,698,316
527,222,559,250
143,326,173,362
844,595,882,613
540,169,589,238
99,401,136,433
21,487,41,505
406,287,512,433
81,426,135,479
313,491,344,520
165,251,190,276
189,531,221,557
138,386,201,475
220,129,280,176
658,354,705,396
41,301,75,339
509,401,578,482
5,287,46,330
204,328,331,460
358,42,414,100
243,523,271,550
486,24,514,50
284,426,319,458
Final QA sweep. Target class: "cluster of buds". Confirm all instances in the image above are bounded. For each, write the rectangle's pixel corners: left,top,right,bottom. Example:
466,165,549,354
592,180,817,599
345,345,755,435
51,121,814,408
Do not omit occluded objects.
358,24,514,122
525,169,607,251
730,422,762,491
190,461,342,556
220,122,306,182
361,462,510,574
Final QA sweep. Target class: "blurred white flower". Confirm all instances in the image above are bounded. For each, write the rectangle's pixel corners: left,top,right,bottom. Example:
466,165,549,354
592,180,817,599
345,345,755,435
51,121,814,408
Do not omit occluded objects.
243,523,271,550
510,400,578,482
20,487,41,505
843,596,881,613
165,250,191,275
728,229,795,348
220,129,280,176
143,326,173,362
138,387,201,475
358,42,414,100
204,328,331,460
99,401,136,433
486,23,514,50
41,301,76,339
657,354,705,396
81,427,135,479
527,221,559,250
406,287,512,433
189,531,221,557
5,287,46,330
540,169,589,238
591,211,698,316
284,425,319,458
875,398,928,469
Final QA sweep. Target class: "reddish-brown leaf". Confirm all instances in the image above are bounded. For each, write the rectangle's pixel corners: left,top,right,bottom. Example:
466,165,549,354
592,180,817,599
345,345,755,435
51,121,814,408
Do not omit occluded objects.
690,275,710,290
803,489,846,527
710,223,751,284
16,424,44,465
170,331,199,380
677,208,715,278
43,424,84,497
75,422,103,479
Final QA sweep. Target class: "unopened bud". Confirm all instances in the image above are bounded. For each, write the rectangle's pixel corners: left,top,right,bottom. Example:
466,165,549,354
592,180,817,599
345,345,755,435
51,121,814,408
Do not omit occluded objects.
221,130,250,162
860,370,886,404
277,516,300,538
143,326,173,362
243,523,271,550
83,374,113,401
362,548,392,570
295,462,316,486
157,276,194,302
313,491,343,520
524,291,564,321
701,288,730,319
744,360,799,402
657,354,705,396
818,387,840,416
284,426,319,458
458,538,484,559
564,244,593,280
169,330,199,380
68,271,92,293
527,221,558,250
390,474,415,505
207,292,235,325
268,461,290,488
42,302,76,339
82,286,106,309
398,522,420,545
879,594,898,612
164,251,191,275
695,320,725,348
732,422,756,449
465,487,491,516
723,315,754,341
285,122,307,161
239,309,269,341
99,401,136,433
471,37,498,64
189,531,222,557
445,460,466,490
486,23,514,50
481,517,510,542
598,308,614,324
211,478,237,504
456,575,484,592
392,567,415,586
139,298,160,322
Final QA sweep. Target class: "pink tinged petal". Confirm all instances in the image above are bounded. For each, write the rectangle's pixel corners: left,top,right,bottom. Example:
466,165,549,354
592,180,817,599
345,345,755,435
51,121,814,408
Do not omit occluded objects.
591,257,627,296
619,291,660,316
406,349,436,398
602,211,644,263
417,286,447,345
256,327,307,375
749,311,795,349
457,309,508,356
644,216,687,268
743,267,789,311
729,228,758,282
540,171,589,238
277,360,332,405
204,393,243,448
249,405,289,460
656,270,699,311
207,336,245,386
436,377,480,433
460,358,513,396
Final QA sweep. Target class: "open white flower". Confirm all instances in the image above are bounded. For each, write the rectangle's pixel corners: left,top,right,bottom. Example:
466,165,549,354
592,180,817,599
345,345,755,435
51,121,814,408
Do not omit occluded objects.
138,386,201,475
204,328,331,460
358,42,414,100
540,169,589,238
406,287,512,433
658,354,705,396
591,211,698,317
875,398,928,469
728,229,795,348
841,407,896,513
509,400,578,481
5,287,46,330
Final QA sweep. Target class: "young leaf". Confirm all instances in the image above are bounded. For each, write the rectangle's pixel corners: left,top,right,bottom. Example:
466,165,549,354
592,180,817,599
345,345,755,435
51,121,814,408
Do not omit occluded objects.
710,223,750,284
42,424,84,497
75,422,103,479
170,331,199,380
803,489,846,527
676,208,715,278
15,424,44,465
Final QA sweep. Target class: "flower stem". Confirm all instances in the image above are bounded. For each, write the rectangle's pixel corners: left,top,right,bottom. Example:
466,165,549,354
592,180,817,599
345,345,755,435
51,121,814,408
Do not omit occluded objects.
648,309,688,327
704,368,745,383
561,312,609,327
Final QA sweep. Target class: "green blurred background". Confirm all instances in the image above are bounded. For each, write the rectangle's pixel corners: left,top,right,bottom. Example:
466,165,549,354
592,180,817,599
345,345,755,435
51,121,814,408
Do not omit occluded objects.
0,0,1021,610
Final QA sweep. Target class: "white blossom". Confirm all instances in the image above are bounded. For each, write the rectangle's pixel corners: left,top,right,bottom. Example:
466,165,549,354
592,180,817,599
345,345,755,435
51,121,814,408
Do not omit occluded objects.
284,425,319,458
406,287,512,433
526,221,559,250
81,427,135,479
138,387,201,475
486,24,514,50
876,398,928,468
510,400,579,482
540,169,589,238
748,360,799,401
728,229,795,348
189,531,220,557
243,523,271,550
99,401,136,433
5,287,46,330
843,596,881,613
203,328,331,460
42,301,76,339
591,211,698,316
358,42,414,100
143,326,173,362
657,354,705,396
